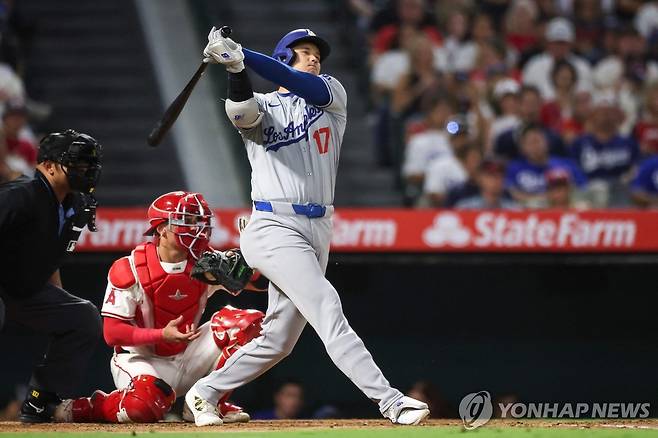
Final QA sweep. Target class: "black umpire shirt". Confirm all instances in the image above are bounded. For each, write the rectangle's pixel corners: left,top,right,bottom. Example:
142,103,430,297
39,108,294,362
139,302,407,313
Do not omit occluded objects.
0,170,82,299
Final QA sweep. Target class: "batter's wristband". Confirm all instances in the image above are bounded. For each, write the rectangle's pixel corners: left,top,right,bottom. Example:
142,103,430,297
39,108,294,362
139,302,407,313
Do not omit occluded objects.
227,70,254,102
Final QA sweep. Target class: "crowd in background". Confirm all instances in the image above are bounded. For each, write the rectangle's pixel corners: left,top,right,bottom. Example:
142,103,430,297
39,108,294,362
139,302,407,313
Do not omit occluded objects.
349,0,658,209
0,1,43,185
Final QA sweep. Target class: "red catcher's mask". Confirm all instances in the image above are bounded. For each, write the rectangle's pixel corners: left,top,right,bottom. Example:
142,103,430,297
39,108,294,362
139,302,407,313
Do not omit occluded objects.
145,191,213,259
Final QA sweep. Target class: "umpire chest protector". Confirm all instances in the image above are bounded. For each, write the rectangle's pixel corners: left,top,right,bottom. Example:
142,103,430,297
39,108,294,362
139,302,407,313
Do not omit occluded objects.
132,242,207,356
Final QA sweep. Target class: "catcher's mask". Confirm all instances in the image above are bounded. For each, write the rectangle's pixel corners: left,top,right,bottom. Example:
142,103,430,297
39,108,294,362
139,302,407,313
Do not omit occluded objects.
144,191,213,259
38,129,102,194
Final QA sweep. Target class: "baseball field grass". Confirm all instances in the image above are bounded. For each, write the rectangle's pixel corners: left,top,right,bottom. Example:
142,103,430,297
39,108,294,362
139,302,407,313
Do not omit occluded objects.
3,419,658,437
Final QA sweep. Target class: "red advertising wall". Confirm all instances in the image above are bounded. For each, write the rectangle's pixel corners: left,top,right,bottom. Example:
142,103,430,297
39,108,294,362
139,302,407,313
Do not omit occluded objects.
76,208,658,253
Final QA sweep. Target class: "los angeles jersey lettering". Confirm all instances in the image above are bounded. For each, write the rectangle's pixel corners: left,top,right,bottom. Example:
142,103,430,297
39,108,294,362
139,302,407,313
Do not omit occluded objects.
240,74,347,206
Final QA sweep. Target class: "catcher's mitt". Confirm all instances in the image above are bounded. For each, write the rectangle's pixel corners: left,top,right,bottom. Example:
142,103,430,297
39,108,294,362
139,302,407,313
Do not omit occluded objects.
191,250,254,293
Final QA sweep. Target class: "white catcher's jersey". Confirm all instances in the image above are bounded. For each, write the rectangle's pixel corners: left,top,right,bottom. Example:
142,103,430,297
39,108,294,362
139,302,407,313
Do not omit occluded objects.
100,256,218,356
239,74,347,206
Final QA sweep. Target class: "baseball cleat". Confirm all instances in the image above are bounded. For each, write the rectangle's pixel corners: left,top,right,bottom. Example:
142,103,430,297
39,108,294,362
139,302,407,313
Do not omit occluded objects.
182,399,250,423
20,388,61,423
383,396,430,425
219,401,250,423
184,387,223,426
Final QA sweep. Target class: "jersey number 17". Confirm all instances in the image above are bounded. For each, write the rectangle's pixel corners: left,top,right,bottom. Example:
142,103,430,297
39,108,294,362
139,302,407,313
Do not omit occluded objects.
313,127,330,155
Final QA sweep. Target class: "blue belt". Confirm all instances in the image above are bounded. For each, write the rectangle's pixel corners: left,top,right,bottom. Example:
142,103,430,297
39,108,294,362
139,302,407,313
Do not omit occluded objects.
253,201,327,218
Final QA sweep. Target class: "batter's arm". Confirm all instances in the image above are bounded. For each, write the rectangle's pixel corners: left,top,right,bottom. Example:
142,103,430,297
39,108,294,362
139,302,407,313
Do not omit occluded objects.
225,69,263,129
242,48,331,106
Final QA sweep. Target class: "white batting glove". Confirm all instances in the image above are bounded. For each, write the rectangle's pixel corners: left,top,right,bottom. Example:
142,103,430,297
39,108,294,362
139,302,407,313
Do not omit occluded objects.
203,26,245,73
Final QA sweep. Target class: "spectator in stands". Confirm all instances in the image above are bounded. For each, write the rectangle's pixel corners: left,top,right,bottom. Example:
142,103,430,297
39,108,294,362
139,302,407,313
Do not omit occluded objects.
635,2,658,40
0,135,17,183
487,78,521,153
494,85,565,160
573,0,606,64
522,17,592,101
593,25,658,134
402,94,455,198
544,167,591,209
570,92,639,184
2,101,35,173
435,9,475,73
252,381,305,420
456,157,518,209
540,60,577,131
503,0,539,56
424,140,481,207
629,154,658,208
540,59,591,146
371,26,424,102
370,0,441,59
391,34,443,118
506,124,586,207
0,62,24,111
633,81,658,155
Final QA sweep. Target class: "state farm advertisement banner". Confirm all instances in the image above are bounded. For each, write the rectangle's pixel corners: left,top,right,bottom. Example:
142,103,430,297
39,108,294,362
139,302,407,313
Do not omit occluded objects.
76,208,658,253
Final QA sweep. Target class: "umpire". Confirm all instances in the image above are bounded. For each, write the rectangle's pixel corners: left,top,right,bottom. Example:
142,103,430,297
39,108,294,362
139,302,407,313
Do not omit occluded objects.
0,129,103,423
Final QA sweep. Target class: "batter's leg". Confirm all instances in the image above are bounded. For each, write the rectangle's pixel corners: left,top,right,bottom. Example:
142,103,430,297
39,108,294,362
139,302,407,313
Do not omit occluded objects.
193,281,306,404
263,243,402,412
195,219,402,412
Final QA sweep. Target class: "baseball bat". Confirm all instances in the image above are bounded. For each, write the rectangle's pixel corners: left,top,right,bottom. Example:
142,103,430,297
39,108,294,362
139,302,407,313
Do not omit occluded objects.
147,26,232,147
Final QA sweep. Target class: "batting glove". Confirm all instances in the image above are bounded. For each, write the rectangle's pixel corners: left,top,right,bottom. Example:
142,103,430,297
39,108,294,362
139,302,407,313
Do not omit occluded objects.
203,26,245,73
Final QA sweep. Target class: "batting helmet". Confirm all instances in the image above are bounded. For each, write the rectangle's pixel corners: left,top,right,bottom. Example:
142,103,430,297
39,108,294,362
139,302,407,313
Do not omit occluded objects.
272,29,331,65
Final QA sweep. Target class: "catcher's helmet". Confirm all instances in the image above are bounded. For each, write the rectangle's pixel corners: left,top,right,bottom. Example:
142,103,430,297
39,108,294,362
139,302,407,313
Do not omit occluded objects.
272,28,331,65
144,191,213,259
38,129,102,194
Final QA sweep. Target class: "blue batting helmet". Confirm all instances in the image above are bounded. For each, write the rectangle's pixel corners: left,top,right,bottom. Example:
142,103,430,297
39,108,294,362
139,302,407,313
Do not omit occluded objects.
272,29,331,65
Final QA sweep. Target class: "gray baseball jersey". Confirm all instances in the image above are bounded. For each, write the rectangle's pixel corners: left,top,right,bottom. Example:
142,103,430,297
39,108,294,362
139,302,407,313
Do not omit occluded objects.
240,74,347,205
193,72,404,416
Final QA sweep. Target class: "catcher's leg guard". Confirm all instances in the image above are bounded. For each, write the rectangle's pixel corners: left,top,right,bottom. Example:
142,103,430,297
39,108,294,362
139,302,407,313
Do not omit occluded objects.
117,375,176,423
55,375,175,423
54,390,110,422
210,305,264,369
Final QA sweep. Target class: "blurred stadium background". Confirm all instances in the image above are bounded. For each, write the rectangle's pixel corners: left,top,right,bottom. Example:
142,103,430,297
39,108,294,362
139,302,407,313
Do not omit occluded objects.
2,0,658,422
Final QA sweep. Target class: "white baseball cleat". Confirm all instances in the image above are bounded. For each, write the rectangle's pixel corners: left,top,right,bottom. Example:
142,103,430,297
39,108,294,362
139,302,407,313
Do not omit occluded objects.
184,387,223,426
383,396,430,425
182,398,250,424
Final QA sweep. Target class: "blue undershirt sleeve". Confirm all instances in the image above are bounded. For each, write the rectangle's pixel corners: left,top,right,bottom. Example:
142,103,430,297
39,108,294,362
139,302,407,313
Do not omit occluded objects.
243,48,330,107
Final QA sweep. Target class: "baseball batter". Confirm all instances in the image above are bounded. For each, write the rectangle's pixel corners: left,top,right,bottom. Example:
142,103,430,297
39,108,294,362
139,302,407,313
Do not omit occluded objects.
185,28,430,426
53,191,267,424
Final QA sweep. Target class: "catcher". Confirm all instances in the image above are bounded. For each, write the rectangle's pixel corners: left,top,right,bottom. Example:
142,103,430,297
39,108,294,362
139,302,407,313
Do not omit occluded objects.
54,191,268,424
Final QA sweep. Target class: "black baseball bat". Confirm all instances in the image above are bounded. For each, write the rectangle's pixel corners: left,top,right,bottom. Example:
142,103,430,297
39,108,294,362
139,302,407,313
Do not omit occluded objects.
147,26,232,147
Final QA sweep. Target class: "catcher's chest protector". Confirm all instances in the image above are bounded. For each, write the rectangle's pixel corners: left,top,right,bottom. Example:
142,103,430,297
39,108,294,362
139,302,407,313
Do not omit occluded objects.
133,243,207,356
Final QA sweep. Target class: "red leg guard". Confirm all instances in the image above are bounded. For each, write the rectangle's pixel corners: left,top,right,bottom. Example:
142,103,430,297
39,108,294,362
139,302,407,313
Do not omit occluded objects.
210,306,264,351
68,376,175,423
117,375,176,423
